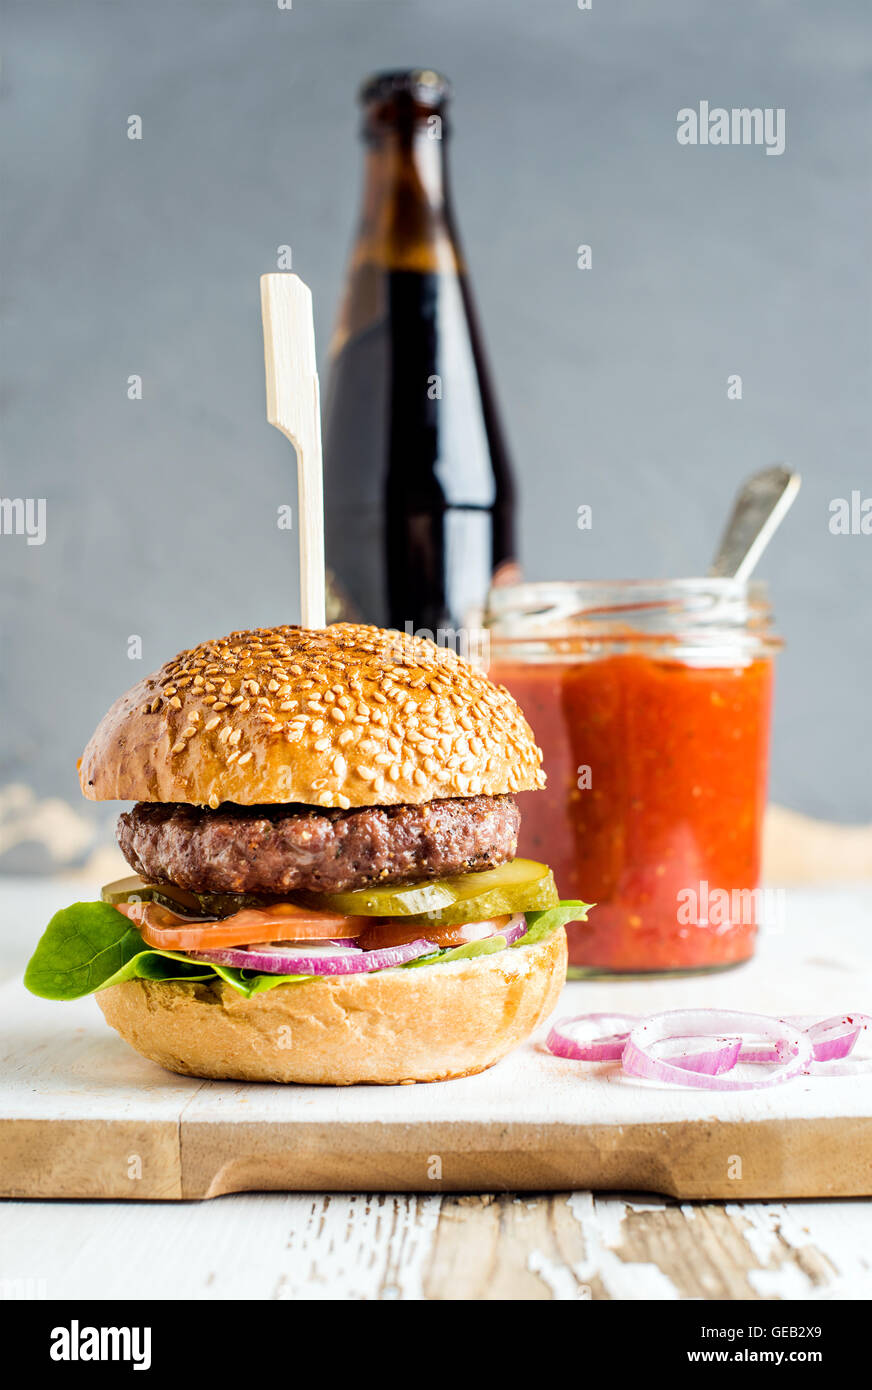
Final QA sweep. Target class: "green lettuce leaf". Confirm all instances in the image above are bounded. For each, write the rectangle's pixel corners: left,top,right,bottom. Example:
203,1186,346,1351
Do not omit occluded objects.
404,933,510,969
513,901,592,947
23,902,217,999
209,963,312,998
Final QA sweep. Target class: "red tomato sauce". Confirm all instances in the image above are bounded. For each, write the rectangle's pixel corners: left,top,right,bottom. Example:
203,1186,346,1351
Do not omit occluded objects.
491,654,774,973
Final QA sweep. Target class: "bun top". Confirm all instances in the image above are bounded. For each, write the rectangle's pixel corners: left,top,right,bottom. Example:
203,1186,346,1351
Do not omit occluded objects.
79,624,546,808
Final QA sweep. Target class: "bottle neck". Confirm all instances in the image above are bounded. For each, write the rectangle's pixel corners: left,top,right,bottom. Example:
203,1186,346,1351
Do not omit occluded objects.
354,123,462,274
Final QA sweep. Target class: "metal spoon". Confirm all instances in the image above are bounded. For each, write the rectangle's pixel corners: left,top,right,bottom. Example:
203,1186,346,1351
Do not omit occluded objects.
708,464,801,582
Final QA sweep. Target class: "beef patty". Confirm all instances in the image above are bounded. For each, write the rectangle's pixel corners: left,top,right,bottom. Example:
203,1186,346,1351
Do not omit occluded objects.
117,795,520,896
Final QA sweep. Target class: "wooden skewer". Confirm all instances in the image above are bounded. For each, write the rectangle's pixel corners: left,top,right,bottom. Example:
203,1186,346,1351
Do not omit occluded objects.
260,273,326,629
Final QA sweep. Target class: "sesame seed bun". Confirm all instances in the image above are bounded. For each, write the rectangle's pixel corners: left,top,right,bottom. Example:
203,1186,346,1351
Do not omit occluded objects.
95,929,567,1084
78,624,545,808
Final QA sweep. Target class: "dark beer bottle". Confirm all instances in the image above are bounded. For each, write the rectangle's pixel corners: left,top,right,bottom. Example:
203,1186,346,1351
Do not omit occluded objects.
323,69,518,637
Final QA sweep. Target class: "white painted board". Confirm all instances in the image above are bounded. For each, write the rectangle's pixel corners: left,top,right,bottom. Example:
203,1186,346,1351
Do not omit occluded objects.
1,883,870,1199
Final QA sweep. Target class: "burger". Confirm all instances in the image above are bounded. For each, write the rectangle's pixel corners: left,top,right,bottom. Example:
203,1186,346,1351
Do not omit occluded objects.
25,624,589,1084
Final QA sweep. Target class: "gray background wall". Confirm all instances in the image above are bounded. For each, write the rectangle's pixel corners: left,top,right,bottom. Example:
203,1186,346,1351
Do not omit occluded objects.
1,0,870,871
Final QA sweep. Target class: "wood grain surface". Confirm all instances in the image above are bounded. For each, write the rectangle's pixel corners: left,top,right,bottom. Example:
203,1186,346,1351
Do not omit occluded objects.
1,1191,869,1300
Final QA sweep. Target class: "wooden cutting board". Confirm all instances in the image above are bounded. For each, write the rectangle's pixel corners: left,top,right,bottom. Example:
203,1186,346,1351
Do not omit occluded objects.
2,885,871,1202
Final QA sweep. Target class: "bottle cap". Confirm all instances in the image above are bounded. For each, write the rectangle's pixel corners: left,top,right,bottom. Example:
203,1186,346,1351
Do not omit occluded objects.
359,68,452,110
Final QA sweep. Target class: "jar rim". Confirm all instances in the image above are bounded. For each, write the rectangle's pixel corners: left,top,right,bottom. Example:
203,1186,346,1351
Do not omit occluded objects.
488,575,767,602
485,577,780,659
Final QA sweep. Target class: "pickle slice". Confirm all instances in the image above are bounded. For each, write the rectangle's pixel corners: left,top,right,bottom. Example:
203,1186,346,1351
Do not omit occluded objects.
101,876,270,920
152,884,273,918
101,875,155,905
297,858,558,927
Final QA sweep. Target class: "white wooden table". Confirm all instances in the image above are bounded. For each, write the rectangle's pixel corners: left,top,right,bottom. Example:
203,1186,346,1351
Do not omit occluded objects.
1,876,871,1301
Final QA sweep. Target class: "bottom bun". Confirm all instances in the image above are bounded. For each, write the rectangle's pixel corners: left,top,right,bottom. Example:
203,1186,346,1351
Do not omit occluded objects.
96,929,567,1084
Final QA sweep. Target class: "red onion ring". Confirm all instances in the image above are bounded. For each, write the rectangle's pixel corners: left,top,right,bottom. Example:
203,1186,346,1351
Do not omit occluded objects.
739,1014,870,1064
666,1038,743,1076
544,1015,744,1074
546,1013,639,1061
188,938,433,975
622,1011,813,1091
546,1009,870,1086
502,915,531,946
543,1009,867,1089
806,1014,869,1063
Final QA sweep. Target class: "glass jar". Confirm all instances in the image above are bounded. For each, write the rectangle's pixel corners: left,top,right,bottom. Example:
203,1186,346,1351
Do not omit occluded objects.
486,579,781,977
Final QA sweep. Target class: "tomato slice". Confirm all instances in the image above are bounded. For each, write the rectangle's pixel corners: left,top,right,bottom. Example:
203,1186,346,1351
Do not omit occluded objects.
116,900,367,950
357,915,512,952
